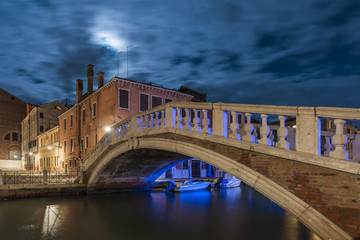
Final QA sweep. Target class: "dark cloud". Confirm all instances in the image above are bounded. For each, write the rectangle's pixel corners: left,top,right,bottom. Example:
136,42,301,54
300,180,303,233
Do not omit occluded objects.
171,55,206,67
0,0,359,108
258,39,360,78
256,31,291,50
130,72,152,83
215,51,241,72
323,1,360,27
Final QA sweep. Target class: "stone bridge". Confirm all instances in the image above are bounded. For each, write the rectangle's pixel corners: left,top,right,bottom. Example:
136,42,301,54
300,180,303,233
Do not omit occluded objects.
80,102,360,240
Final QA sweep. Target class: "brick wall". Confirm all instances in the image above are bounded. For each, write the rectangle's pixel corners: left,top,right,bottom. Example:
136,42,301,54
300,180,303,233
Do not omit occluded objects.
0,89,26,160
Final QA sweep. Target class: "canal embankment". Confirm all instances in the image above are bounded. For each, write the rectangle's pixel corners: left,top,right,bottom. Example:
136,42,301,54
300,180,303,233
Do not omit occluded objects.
0,184,87,200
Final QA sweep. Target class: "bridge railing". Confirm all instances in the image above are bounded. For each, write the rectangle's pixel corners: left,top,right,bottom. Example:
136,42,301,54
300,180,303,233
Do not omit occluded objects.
82,102,360,169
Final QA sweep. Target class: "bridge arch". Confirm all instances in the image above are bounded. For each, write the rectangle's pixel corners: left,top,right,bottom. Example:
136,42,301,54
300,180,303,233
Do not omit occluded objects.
86,136,350,240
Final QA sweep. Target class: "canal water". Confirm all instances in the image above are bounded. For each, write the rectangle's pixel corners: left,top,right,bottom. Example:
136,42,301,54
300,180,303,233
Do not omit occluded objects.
0,186,319,240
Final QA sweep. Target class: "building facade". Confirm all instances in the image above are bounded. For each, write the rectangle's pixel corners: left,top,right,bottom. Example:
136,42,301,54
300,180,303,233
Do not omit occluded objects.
58,64,194,172
0,88,27,162
21,101,67,170
37,126,62,172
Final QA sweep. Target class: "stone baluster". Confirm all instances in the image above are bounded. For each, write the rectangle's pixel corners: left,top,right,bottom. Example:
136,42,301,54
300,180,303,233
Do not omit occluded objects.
229,111,239,140
195,109,201,133
161,110,165,128
277,116,290,150
243,113,255,143
323,136,332,157
157,111,162,129
176,108,181,129
259,114,271,146
139,116,144,130
202,109,209,134
183,108,190,131
150,114,154,129
268,130,274,147
329,119,348,160
145,114,150,130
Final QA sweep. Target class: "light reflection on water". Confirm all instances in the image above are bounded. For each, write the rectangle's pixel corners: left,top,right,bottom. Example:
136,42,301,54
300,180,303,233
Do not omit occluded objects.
0,186,319,240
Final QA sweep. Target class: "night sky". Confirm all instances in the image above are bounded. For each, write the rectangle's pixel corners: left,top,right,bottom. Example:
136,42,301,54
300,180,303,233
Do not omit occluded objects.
0,0,359,108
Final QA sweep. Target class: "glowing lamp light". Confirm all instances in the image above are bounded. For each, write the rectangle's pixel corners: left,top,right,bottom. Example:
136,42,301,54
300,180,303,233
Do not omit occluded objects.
292,125,297,128
14,155,17,158
104,126,111,132
29,152,33,156
48,146,52,150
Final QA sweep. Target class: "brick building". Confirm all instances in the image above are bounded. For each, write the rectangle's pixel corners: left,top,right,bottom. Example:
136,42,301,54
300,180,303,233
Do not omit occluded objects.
58,64,195,172
21,101,67,170
0,88,27,161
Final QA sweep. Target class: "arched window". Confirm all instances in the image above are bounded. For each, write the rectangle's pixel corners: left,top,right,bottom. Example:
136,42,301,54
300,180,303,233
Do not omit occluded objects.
12,132,18,141
4,133,10,140
4,132,19,141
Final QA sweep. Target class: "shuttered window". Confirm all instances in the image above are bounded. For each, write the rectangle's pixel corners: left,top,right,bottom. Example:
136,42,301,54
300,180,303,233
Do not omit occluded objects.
151,96,162,108
119,89,129,109
140,93,149,111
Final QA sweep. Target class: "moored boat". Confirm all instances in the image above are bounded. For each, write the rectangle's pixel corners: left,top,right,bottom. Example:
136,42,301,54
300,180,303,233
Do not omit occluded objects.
165,180,211,192
219,177,241,188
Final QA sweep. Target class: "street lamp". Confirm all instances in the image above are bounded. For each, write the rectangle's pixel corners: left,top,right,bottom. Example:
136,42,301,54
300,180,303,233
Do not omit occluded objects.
127,45,134,79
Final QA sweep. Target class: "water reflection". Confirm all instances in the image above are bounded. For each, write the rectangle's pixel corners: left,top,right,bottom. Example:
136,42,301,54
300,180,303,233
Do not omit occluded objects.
41,205,63,238
0,187,319,240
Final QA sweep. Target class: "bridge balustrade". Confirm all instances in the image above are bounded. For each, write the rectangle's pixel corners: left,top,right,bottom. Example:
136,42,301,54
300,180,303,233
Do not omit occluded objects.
83,103,360,170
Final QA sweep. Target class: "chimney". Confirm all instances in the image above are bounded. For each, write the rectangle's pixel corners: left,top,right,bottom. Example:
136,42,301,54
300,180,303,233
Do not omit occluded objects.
97,72,104,89
76,79,83,103
87,64,94,94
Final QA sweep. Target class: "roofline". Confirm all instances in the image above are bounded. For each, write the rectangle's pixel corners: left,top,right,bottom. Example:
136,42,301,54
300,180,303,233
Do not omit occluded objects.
36,125,59,139
21,101,67,124
58,77,194,118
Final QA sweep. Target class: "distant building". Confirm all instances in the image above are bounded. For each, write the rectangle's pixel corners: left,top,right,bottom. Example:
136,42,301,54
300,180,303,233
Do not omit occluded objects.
58,64,195,172
0,89,27,168
178,86,206,102
21,101,67,170
37,126,61,172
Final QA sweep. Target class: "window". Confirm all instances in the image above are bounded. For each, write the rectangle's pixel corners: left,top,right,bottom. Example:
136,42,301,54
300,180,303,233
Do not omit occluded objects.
183,160,189,169
40,112,44,118
12,132,18,141
165,98,173,103
85,136,89,149
74,160,77,168
80,139,84,152
119,88,129,109
95,134,98,144
152,96,162,108
64,119,66,130
4,133,10,140
9,150,20,160
82,109,85,123
64,140,67,153
70,115,73,128
140,93,149,112
92,102,97,118
40,126,44,132
70,138,74,153
69,160,72,168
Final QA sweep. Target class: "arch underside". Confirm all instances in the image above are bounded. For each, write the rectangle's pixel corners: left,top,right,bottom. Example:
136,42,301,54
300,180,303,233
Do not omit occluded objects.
90,148,188,190
86,136,352,240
